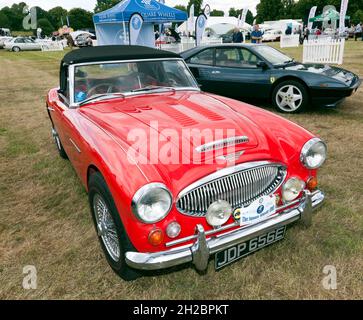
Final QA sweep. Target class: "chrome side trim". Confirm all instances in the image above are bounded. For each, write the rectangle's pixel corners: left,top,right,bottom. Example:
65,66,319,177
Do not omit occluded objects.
69,138,81,153
195,136,249,153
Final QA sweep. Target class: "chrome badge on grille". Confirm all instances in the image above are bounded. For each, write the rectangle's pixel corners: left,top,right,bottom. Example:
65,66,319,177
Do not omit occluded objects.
195,136,249,153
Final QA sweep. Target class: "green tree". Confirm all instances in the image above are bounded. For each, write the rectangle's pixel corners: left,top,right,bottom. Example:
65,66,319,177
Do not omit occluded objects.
229,8,254,24
210,9,224,17
352,9,363,24
48,6,68,28
94,0,119,13
256,0,284,22
37,18,54,36
187,0,204,16
0,2,26,30
292,0,362,23
174,5,187,12
0,12,10,28
282,0,295,18
68,8,94,30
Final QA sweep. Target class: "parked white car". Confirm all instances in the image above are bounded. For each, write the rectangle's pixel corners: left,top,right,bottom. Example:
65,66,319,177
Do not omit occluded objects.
0,36,13,48
262,30,282,42
4,37,42,52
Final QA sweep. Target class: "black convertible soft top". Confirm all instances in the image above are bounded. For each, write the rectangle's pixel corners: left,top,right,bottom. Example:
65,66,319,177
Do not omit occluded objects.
59,45,181,94
62,45,180,65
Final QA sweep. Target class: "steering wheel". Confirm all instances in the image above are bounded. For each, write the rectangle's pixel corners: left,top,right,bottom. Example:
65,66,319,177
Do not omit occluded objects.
87,83,121,97
166,72,183,86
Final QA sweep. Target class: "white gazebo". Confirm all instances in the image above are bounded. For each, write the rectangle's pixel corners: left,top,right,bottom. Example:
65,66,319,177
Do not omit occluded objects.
177,16,251,37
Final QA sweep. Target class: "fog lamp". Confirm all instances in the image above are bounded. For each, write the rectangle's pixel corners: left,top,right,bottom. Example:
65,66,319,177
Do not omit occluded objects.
166,222,181,238
206,200,232,227
282,178,305,202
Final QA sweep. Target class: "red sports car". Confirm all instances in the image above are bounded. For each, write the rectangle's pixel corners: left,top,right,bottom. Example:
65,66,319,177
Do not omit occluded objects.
47,45,327,280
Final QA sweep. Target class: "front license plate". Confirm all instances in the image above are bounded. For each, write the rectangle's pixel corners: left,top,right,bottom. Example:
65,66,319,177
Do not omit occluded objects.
215,226,286,270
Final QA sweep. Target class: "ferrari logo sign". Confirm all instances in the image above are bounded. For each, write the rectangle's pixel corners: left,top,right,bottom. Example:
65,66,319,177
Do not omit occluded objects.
270,77,276,84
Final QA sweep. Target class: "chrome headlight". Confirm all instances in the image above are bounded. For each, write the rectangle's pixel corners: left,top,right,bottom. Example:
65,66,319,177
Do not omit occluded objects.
131,183,172,223
282,177,305,202
300,138,327,169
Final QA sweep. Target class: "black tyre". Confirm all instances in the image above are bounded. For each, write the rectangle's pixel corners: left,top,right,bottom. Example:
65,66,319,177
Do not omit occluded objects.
52,127,68,159
88,172,140,281
272,80,309,113
12,46,20,52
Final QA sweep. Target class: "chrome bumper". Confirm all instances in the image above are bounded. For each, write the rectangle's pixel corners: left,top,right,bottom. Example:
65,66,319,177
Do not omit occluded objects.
125,190,324,272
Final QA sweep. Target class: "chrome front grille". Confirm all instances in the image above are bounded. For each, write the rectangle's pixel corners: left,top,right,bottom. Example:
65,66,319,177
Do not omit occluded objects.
176,162,286,217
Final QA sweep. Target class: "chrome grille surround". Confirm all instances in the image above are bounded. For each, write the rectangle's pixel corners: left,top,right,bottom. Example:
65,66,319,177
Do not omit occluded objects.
176,161,287,217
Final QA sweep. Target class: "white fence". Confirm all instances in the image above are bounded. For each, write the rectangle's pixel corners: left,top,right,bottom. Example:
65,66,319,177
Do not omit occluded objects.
40,41,65,51
303,38,345,64
280,35,300,48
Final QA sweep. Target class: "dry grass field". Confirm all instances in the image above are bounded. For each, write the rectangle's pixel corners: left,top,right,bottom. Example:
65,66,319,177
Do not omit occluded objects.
0,41,362,300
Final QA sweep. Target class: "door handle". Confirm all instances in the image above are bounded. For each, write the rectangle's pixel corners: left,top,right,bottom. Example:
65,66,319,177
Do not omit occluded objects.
211,71,221,74
47,107,55,112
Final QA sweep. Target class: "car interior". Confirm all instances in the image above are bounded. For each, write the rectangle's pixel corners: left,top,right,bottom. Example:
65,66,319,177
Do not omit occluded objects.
73,61,193,102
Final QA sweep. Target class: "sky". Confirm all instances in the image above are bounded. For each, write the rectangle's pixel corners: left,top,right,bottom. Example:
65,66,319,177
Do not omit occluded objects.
0,0,259,15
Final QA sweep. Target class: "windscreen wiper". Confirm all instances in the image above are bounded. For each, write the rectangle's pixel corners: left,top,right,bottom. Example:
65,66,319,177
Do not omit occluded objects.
284,59,295,64
79,93,125,106
131,86,175,93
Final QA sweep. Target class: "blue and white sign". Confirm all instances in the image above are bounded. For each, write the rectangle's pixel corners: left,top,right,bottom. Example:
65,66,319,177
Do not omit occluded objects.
195,13,207,46
129,13,143,45
236,195,276,226
136,0,160,11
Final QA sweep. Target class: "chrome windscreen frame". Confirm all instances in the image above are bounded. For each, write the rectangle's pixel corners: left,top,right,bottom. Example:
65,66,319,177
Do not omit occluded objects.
68,58,200,108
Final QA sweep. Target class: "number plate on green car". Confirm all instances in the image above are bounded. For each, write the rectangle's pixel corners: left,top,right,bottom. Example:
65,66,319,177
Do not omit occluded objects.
215,226,286,270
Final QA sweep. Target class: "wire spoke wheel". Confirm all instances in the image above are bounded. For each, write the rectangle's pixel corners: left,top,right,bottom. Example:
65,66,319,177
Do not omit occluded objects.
93,193,120,262
275,84,303,112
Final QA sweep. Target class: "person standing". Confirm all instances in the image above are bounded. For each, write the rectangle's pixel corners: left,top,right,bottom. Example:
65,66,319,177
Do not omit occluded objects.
355,23,362,41
303,26,310,41
232,28,243,43
285,24,292,35
251,25,262,44
66,33,75,49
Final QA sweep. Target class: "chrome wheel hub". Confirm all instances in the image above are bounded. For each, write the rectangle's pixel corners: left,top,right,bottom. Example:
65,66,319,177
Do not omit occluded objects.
93,194,120,261
276,85,303,112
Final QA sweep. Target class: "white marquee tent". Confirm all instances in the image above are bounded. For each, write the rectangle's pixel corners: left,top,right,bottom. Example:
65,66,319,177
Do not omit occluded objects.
177,17,251,36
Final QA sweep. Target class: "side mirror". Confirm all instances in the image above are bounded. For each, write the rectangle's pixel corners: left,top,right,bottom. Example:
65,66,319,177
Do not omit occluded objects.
256,61,268,69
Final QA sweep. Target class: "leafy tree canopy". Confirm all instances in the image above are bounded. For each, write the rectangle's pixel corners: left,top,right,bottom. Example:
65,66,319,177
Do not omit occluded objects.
37,18,54,35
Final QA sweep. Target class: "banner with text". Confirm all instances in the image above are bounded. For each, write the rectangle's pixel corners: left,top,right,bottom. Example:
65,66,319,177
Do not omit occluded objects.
307,6,317,30
339,0,349,34
238,8,248,27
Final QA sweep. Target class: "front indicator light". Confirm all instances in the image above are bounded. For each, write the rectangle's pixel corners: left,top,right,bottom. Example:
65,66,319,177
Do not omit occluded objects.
148,228,164,246
307,176,318,191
